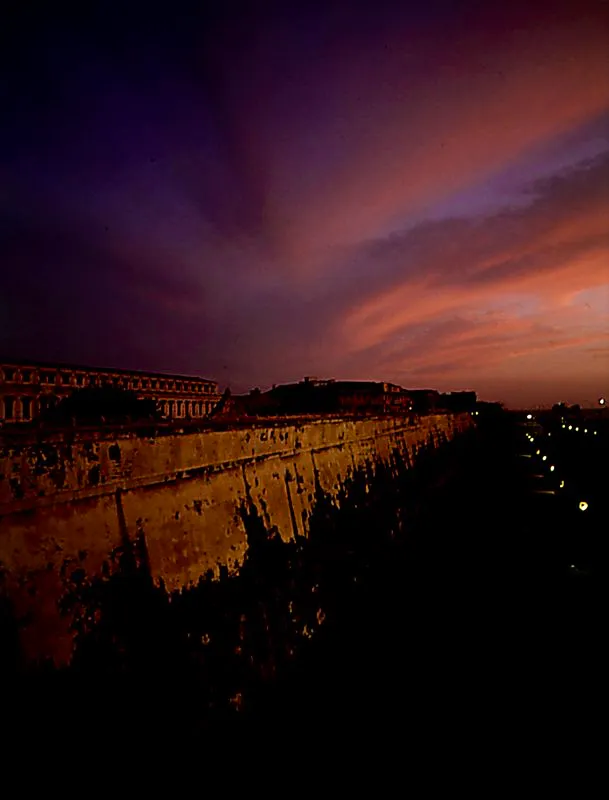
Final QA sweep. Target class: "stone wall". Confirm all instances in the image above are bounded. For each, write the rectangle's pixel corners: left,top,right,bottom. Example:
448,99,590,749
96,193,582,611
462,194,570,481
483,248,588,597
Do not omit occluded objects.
0,413,471,668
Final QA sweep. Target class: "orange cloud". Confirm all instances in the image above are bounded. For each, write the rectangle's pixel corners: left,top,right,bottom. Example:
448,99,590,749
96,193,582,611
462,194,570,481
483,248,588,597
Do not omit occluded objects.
236,2,609,265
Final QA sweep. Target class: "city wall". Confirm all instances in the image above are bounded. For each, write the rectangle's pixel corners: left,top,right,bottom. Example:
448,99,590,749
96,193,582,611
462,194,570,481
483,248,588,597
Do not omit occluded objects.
0,414,471,668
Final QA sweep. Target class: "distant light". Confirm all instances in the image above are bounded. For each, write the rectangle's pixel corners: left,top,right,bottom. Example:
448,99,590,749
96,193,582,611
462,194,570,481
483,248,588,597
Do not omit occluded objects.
536,450,540,455
600,397,606,406
575,427,579,432
594,431,598,435
579,501,588,512
560,480,565,488
568,425,572,430
562,424,566,429
550,465,555,472
542,455,547,461
548,432,551,437
570,565,575,569
526,414,532,420
584,429,588,434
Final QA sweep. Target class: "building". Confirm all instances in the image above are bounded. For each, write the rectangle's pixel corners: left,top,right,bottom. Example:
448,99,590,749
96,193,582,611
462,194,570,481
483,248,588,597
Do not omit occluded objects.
0,358,221,424
438,391,477,413
406,390,441,414
223,377,413,417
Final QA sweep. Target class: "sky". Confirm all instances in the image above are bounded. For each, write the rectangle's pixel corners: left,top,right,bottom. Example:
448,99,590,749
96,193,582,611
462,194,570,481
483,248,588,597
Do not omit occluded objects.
1,0,608,408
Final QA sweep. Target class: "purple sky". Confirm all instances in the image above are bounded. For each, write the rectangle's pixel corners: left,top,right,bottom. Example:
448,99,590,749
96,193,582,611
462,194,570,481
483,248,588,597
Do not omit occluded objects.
2,1,608,407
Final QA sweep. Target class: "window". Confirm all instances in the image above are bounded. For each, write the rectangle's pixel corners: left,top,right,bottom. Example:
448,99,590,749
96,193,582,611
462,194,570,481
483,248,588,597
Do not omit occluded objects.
76,374,85,386
89,375,97,386
21,397,32,419
41,371,54,384
4,369,16,381
21,370,32,383
4,396,15,418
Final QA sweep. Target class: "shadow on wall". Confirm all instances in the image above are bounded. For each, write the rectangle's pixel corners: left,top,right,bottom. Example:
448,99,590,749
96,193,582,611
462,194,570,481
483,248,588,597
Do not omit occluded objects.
1,427,467,719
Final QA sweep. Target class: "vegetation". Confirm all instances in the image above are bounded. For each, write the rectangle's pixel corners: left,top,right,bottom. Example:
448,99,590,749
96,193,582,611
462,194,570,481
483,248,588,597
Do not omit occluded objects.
39,387,162,425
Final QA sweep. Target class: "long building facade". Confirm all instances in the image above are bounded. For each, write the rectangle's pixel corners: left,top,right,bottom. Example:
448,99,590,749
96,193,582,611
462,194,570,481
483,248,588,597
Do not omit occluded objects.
223,377,414,417
0,358,221,424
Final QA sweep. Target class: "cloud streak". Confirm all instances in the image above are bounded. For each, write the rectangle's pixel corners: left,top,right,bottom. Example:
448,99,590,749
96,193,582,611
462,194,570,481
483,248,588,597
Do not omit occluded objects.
1,0,608,406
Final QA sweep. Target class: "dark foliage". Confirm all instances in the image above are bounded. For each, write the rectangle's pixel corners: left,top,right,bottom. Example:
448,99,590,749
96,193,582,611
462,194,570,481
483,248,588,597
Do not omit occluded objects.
39,387,162,425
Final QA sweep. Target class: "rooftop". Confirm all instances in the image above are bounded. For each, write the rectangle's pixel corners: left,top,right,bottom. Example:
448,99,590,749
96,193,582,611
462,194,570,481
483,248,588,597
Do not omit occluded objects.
0,356,218,385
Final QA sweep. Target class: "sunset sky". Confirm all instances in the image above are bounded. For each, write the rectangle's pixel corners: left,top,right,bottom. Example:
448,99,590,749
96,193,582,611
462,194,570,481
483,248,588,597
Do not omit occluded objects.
2,1,608,407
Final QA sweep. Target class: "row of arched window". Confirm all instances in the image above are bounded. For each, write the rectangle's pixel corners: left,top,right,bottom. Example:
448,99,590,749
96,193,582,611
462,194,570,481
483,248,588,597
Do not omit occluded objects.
0,394,218,423
1,366,216,395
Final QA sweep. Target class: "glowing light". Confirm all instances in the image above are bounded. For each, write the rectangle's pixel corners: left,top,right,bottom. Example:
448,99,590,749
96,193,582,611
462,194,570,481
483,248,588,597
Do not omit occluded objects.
600,397,606,406
579,501,588,512
575,427,579,432
536,450,540,455
547,433,551,437
542,455,547,461
594,431,598,435
584,429,588,433
526,414,532,420
560,480,565,488
568,425,572,430
562,424,566,429
550,465,555,472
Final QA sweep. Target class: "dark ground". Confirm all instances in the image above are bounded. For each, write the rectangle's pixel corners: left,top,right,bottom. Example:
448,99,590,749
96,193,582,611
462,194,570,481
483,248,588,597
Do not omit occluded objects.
249,413,606,726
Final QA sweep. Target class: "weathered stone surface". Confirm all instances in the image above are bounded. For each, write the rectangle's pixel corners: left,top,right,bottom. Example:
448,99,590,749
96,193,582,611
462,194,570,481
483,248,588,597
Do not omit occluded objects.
0,413,471,666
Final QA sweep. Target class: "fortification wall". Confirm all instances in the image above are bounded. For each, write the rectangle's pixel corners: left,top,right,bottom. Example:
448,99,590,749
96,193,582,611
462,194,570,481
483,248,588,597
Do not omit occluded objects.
0,414,471,666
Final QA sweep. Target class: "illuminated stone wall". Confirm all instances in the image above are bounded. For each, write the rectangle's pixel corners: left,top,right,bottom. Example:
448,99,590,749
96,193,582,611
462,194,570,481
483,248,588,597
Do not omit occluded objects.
0,413,471,667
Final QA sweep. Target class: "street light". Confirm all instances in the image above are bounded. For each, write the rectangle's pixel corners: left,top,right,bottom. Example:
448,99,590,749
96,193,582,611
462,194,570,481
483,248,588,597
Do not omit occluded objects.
579,501,589,512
